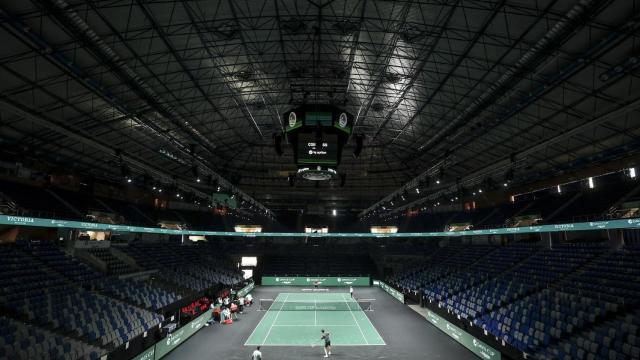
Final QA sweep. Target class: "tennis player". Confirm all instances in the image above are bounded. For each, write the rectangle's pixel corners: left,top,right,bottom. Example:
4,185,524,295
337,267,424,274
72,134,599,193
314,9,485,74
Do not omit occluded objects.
320,329,331,357
350,285,354,298
251,346,262,360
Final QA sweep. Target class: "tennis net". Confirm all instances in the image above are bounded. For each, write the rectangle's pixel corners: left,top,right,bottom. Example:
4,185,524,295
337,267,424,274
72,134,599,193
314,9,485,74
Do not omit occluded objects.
259,299,373,311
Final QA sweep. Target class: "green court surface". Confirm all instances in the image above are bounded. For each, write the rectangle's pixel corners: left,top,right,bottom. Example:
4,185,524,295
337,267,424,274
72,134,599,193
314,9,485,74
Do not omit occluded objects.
244,292,385,346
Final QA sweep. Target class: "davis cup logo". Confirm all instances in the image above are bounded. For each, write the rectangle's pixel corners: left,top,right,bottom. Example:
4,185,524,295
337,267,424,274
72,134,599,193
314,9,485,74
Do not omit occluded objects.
338,113,348,128
288,112,297,127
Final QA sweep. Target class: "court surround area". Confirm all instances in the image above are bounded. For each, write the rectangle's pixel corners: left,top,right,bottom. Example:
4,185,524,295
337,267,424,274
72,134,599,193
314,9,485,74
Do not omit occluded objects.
160,286,476,359
245,292,385,346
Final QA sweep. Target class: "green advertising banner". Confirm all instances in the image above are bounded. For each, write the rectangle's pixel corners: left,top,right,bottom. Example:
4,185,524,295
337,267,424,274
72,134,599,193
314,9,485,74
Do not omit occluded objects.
377,280,404,303
130,345,155,360
154,311,211,359
237,281,255,297
1,214,639,238
261,276,369,286
425,309,500,360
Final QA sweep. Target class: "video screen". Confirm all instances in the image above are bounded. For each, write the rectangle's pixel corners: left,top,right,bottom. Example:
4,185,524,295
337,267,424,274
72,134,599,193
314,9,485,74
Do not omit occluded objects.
297,133,338,165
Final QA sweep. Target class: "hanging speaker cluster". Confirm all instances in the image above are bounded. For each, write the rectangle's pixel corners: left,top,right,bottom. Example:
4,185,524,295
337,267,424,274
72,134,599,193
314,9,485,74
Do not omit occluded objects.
353,134,364,158
273,134,283,156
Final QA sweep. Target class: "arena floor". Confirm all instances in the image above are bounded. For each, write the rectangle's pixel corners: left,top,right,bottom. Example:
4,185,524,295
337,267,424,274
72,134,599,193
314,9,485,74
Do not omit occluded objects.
162,286,477,359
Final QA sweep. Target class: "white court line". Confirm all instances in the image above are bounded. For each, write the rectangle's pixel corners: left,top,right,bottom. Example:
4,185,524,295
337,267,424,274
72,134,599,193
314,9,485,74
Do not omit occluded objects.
244,343,387,347
243,302,271,346
343,293,368,345
261,293,290,346
271,324,358,327
359,309,386,345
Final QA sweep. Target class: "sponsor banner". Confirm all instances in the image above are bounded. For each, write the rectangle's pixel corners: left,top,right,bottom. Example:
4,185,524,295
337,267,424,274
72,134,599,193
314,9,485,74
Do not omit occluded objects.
130,346,155,360
426,310,500,360
261,276,369,286
1,215,639,238
237,281,255,297
376,280,404,303
154,311,211,359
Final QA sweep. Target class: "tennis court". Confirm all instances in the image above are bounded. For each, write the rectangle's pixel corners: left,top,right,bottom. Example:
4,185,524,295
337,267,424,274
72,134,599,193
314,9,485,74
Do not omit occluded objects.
244,292,385,346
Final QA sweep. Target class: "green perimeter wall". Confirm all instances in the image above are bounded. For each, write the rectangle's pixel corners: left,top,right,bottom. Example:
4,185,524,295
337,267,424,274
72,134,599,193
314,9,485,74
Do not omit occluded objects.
425,309,501,360
237,281,255,297
261,276,369,286
374,280,404,303
129,310,211,360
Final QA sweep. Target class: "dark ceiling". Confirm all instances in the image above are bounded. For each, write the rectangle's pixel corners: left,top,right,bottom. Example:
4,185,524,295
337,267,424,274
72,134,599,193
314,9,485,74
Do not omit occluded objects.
0,0,639,217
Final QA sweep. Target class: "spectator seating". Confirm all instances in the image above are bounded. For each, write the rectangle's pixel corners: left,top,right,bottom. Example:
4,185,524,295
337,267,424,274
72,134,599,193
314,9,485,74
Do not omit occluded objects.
540,310,640,360
16,240,105,284
392,242,639,358
120,244,243,291
0,244,163,349
99,277,182,311
87,248,136,275
0,316,103,360
7,285,162,348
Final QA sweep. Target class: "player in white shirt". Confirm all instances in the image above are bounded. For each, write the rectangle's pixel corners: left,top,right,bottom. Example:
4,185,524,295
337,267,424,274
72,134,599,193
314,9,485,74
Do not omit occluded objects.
251,346,262,360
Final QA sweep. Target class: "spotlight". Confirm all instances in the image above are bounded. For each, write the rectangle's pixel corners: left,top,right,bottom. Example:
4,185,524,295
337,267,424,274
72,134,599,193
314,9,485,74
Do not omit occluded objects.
332,209,337,216
588,177,595,189
630,168,636,179
557,185,562,193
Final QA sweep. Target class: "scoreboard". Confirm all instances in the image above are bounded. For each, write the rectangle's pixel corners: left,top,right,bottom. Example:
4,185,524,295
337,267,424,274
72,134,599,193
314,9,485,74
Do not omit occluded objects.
283,104,354,174
296,134,338,165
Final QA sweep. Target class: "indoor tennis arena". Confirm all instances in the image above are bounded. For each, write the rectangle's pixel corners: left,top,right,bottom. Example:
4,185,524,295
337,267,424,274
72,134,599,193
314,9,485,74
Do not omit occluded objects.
0,0,639,359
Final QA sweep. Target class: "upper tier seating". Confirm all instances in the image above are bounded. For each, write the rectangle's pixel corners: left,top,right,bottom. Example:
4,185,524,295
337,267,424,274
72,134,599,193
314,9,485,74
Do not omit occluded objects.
120,243,243,291
17,240,105,284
